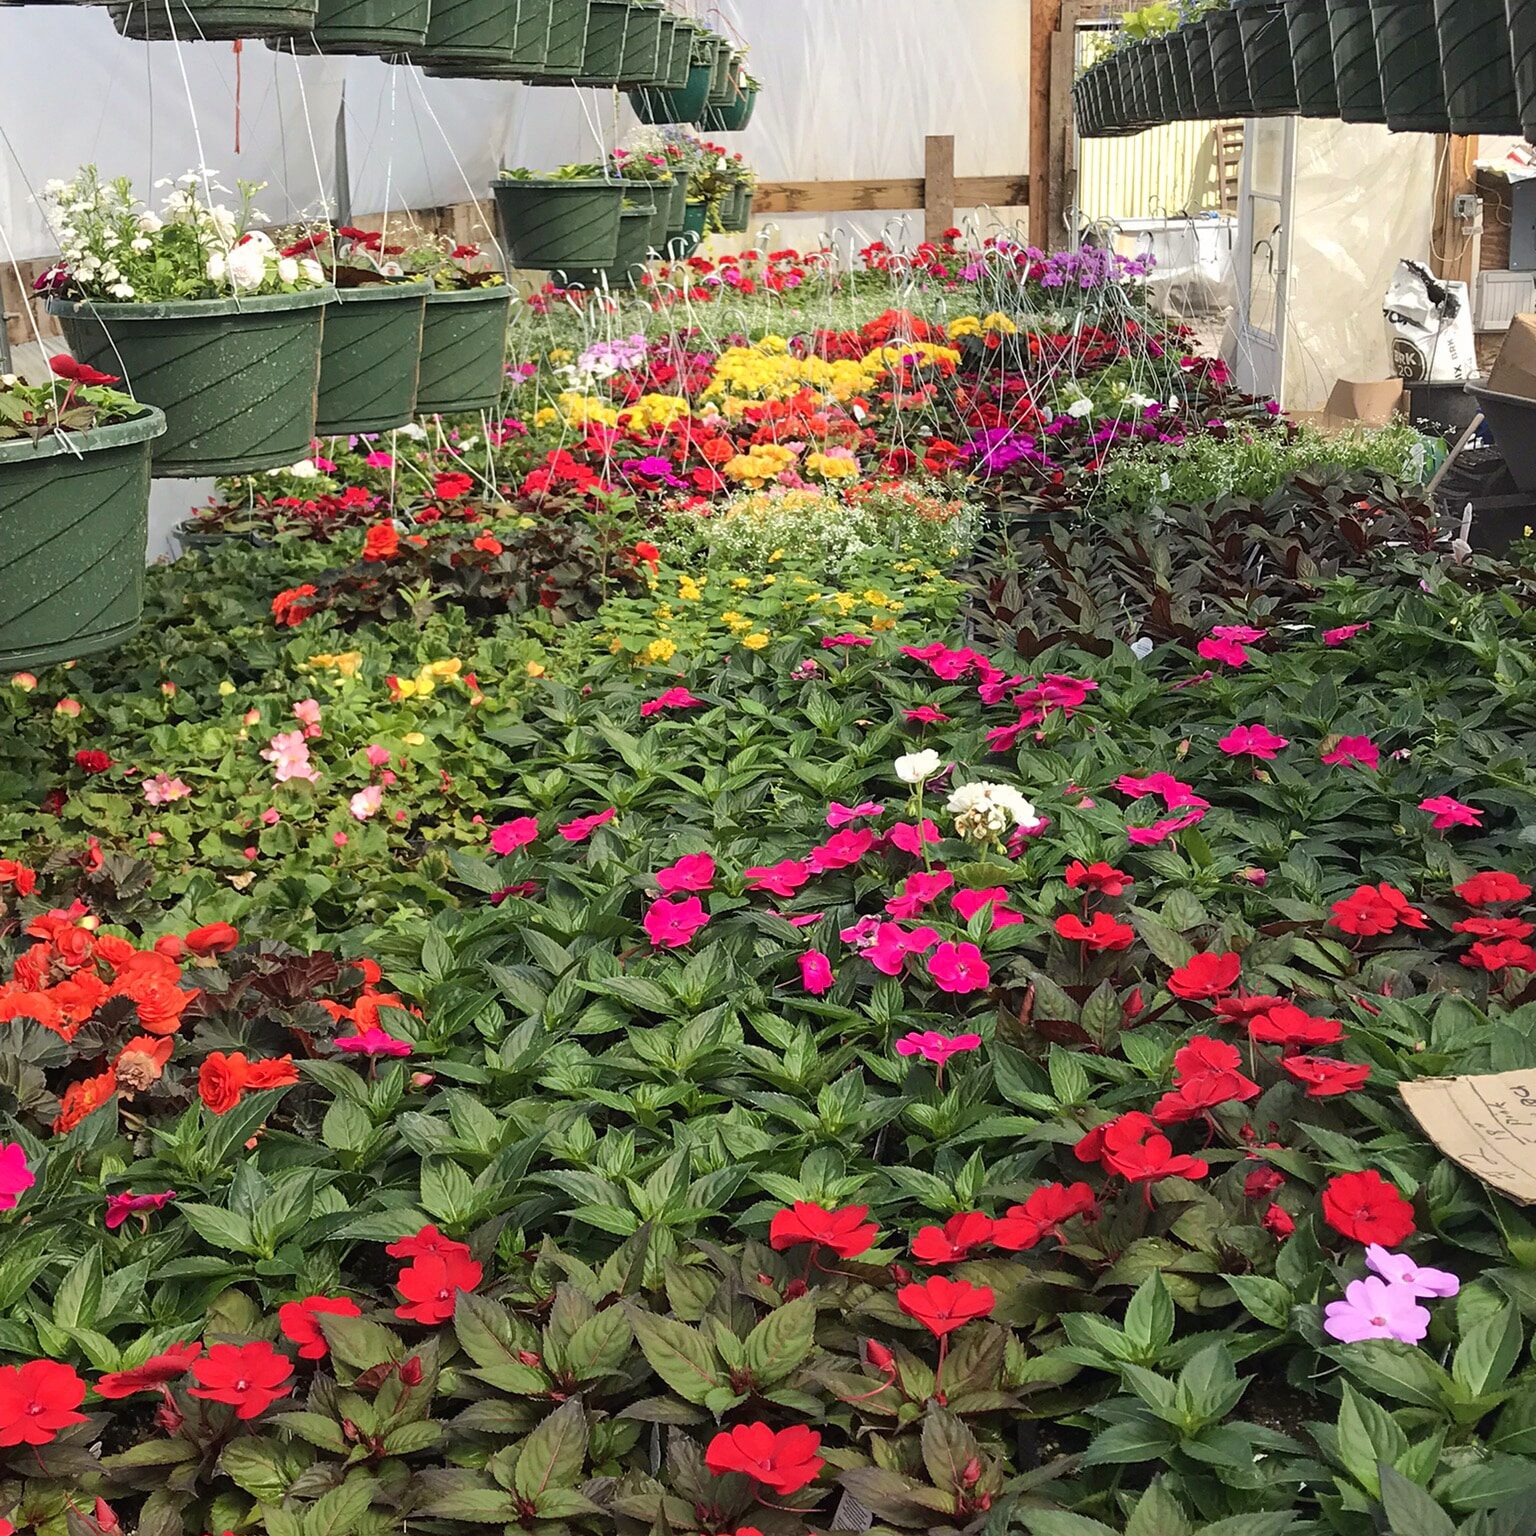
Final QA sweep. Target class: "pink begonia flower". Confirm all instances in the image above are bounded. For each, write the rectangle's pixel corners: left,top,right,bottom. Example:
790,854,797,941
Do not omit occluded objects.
143,773,193,805
896,1030,982,1067
1323,1275,1431,1344
886,870,955,918
643,895,709,949
1197,636,1251,668
336,1026,412,1058
104,1190,176,1230
559,807,616,842
1219,724,1290,760
260,808,281,826
366,744,392,768
262,731,320,786
822,634,874,649
1115,772,1208,810
1365,1245,1460,1297
640,686,703,718
905,706,950,724
491,817,539,855
333,833,348,847
1128,808,1208,846
799,950,835,993
350,786,384,821
1323,623,1370,646
826,801,885,828
1321,735,1380,770
293,699,323,737
807,827,875,872
952,886,1025,929
1419,795,1483,831
926,941,991,994
657,852,715,893
0,1143,35,1212
887,819,942,855
745,859,810,896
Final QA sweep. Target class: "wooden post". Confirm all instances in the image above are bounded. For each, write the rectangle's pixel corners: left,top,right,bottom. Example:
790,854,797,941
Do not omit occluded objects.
1030,0,1065,248
924,135,955,243
1430,134,1479,289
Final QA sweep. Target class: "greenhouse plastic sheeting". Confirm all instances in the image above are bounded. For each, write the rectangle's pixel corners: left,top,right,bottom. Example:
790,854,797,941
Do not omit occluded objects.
0,0,1031,262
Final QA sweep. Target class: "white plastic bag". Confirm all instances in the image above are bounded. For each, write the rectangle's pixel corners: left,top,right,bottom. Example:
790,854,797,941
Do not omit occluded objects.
1383,259,1476,383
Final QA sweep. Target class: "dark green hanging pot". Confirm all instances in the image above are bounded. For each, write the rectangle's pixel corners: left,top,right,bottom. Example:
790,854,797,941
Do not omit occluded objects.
720,184,751,232
645,14,679,87
0,406,164,671
616,0,663,84
1236,0,1300,113
510,0,553,72
1369,0,1450,131
703,82,759,130
1163,32,1197,119
417,0,514,70
1329,0,1388,120
643,194,673,253
1119,46,1147,125
1148,36,1178,120
313,278,429,436
49,289,330,478
707,39,738,105
113,0,313,39
493,177,625,268
1509,0,1536,141
1186,21,1220,117
573,0,628,82
660,15,694,85
1436,0,1520,134
630,24,712,124
1208,8,1257,116
522,0,589,77
416,285,512,416
558,202,656,290
1285,0,1340,115
275,0,427,56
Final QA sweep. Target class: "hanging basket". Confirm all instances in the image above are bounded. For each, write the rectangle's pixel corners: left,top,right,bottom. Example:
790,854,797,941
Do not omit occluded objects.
615,0,663,84
416,0,515,69
1163,32,1197,120
48,289,330,478
1147,37,1178,121
558,202,656,291
1184,21,1220,117
1369,0,1450,132
630,44,713,123
572,0,628,82
313,278,429,437
1285,0,1340,116
643,14,679,87
273,0,427,55
416,285,512,416
493,177,625,269
520,0,589,78
1329,0,1389,120
509,0,553,72
720,184,752,232
1236,0,1300,113
1510,0,1536,140
1208,9,1257,116
707,38,738,105
112,0,314,39
0,407,165,672
703,82,759,131
1436,0,1520,134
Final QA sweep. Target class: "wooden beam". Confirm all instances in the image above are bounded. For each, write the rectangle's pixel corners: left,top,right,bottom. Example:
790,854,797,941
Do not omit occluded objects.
751,174,1028,217
1430,134,1479,289
924,134,956,243
1030,0,1065,248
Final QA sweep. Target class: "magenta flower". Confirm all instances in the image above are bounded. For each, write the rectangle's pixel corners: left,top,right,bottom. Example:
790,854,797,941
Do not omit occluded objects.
365,744,392,769
785,912,824,928
1114,772,1208,810
886,870,955,918
904,706,950,724
896,1030,982,1067
799,950,835,993
821,634,874,649
952,886,1025,928
1323,623,1371,647
864,922,918,976
1365,1245,1459,1297
657,852,715,893
1323,1276,1431,1344
640,686,703,718
490,816,539,855
1219,724,1289,760
104,1189,176,1231
1419,795,1482,831
559,807,616,842
1212,624,1268,643
643,895,709,949
887,819,942,855
826,801,885,828
1321,736,1379,770
808,828,876,872
1197,636,1251,668
0,1143,34,1212
745,859,810,896
926,941,991,994
336,1026,412,1058
1127,808,1208,846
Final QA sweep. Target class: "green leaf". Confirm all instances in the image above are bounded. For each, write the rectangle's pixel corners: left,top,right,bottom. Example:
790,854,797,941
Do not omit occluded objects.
512,1397,589,1502
1225,1274,1293,1331
1126,1480,1191,1536
317,1312,404,1372
920,1405,981,1493
304,1474,375,1536
1453,1303,1523,1398
627,1307,724,1405
1124,1272,1175,1354
564,1305,633,1381
1078,1420,1178,1467
1330,1339,1453,1410
743,1295,816,1389
412,1486,519,1523
1022,1515,1120,1536
219,1438,313,1503
52,1248,102,1331
1377,1465,1456,1536
176,1203,258,1256
1335,1381,1408,1498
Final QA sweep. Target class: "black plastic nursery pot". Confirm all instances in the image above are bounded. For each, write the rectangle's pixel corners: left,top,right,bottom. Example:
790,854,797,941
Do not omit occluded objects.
1074,74,1098,137
1286,0,1340,116
1467,383,1536,493
1369,0,1450,132
559,202,656,290
1436,0,1520,134
573,0,628,82
1207,8,1257,116
1185,22,1220,116
616,0,663,84
417,0,515,70
1329,0,1388,120
1149,37,1181,120
49,289,330,478
112,0,314,38
1513,0,1536,140
493,177,624,269
416,285,512,416
0,407,165,672
1163,32,1197,119
1134,44,1167,123
284,0,429,55
1236,0,1300,113
313,278,429,436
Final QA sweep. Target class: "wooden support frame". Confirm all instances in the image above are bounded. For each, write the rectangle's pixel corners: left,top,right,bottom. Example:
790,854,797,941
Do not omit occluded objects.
1430,134,1480,289
751,169,1028,219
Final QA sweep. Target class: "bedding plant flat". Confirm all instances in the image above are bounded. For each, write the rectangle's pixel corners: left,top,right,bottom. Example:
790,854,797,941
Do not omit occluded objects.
0,233,1534,1536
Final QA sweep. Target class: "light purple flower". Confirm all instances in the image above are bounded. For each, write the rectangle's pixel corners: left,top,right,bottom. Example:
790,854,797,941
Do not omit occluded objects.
1323,1276,1431,1344
1365,1245,1460,1298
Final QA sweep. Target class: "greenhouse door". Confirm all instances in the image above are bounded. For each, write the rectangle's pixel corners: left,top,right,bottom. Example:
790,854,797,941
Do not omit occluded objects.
1231,116,1295,399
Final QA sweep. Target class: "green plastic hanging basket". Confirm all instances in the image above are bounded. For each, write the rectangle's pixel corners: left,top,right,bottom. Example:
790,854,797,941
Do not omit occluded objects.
274,0,427,54
615,0,662,83
573,0,628,81
0,406,165,671
1207,9,1256,116
313,278,429,436
703,82,759,130
1329,0,1388,121
661,14,694,85
663,173,688,232
510,0,553,71
1436,0,1520,134
558,202,656,290
416,0,514,68
1369,0,1449,132
706,37,736,104
1509,0,1536,140
112,0,314,39
493,177,625,269
1235,0,1299,113
631,59,712,122
416,285,512,416
520,0,588,76
49,288,330,478
1286,0,1340,116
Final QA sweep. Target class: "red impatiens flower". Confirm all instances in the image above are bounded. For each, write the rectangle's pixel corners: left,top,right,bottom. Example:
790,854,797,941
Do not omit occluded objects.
278,1296,363,1359
1462,939,1536,973
1244,1166,1285,1200
386,1224,472,1261
0,1360,88,1445
768,1201,877,1259
395,1251,483,1325
1055,911,1135,952
1167,951,1241,1000
187,1341,293,1419
1078,1111,1209,1184
896,1275,995,1337
1455,871,1532,907
1329,882,1428,938
74,749,113,775
1454,915,1535,941
1280,1056,1371,1097
94,1343,202,1399
705,1422,824,1495
1064,860,1134,897
1245,1002,1345,1051
1321,1170,1416,1246
911,1212,994,1264
1153,1035,1260,1123
992,1182,1097,1251
1262,1203,1296,1240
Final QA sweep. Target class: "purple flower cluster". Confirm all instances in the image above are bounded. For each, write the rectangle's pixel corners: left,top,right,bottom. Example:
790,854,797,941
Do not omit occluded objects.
1323,1244,1459,1345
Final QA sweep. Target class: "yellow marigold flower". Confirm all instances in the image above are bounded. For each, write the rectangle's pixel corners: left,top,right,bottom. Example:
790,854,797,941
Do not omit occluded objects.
948,315,982,338
742,632,770,650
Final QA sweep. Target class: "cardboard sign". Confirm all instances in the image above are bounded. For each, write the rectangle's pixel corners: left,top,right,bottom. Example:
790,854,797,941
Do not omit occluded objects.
1487,314,1536,402
1399,1071,1536,1204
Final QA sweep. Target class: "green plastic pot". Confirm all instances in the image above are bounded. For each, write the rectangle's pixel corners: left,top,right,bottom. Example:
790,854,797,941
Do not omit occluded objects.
720,184,751,233
416,285,512,415
274,0,427,53
1286,0,1340,115
418,0,514,68
520,0,588,76
643,194,672,253
1236,0,1299,113
707,38,736,104
1162,33,1196,119
631,60,712,121
1369,0,1449,132
664,173,688,232
1509,0,1536,140
1185,20,1219,116
1436,0,1520,134
1329,0,1388,120
49,288,330,478
704,82,759,130
661,14,694,86
1208,9,1256,116
573,0,627,81
313,278,428,436
643,14,678,87
0,407,165,671
616,0,662,83
113,0,314,37
493,177,624,268
559,202,656,289
511,0,553,69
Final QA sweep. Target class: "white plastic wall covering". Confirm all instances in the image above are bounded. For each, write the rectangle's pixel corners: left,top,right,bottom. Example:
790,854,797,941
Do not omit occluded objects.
1475,269,1536,332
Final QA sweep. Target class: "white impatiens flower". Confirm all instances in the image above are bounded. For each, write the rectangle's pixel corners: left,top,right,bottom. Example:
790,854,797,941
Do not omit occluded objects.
1066,397,1094,419
205,251,227,284
946,780,1041,843
225,241,268,292
287,459,320,479
895,749,943,785
277,256,299,284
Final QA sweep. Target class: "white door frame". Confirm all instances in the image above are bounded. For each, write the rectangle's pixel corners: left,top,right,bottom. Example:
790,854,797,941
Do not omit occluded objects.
1229,116,1297,401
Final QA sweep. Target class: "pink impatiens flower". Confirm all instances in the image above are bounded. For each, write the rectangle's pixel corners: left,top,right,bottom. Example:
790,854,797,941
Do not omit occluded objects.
799,950,835,993
1197,635,1252,668
951,886,1025,929
886,870,955,918
887,820,942,855
1218,724,1289,760
1323,623,1370,647
864,922,937,976
490,817,539,855
643,896,709,949
1321,735,1379,770
657,852,715,893
1323,1275,1431,1344
826,801,885,828
559,807,616,842
896,1030,982,1067
926,941,990,994
640,686,703,718
745,859,810,896
1419,795,1482,831
335,1027,412,1058
1365,1245,1460,1297
904,706,950,724
0,1143,34,1212
292,699,322,737
104,1189,175,1231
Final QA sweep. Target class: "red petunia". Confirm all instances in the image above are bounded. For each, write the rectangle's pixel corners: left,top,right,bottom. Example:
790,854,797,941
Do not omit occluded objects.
1055,911,1135,952
1064,860,1134,897
1321,1170,1416,1246
1280,1056,1371,1097
395,1251,483,1325
1167,951,1241,1000
0,1360,88,1446
94,1343,202,1399
705,1422,824,1495
896,1275,995,1337
1455,871,1532,907
187,1341,293,1420
992,1182,1097,1250
278,1296,362,1359
910,1212,994,1264
768,1201,877,1259
1329,883,1428,938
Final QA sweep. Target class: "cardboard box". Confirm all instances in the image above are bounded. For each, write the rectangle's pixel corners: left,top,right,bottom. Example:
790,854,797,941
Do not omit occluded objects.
1487,313,1536,400
1292,378,1406,433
